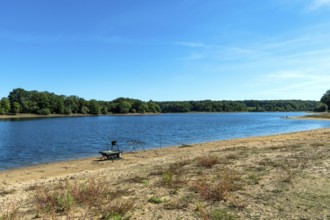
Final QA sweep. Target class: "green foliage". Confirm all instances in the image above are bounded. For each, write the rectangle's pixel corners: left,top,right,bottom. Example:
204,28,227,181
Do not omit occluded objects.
314,103,328,112
37,108,51,115
0,97,11,114
148,197,162,204
89,99,101,115
81,106,89,114
116,100,132,114
208,208,237,220
64,106,72,115
0,88,320,116
320,90,330,110
157,100,318,113
11,102,21,114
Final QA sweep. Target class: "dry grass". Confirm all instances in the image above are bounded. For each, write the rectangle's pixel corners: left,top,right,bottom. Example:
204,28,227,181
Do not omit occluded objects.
196,155,220,168
33,177,133,219
192,170,242,202
0,200,21,220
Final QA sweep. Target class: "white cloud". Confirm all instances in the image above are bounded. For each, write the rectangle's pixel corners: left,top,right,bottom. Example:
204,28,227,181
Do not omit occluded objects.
266,71,312,80
174,41,208,48
308,0,330,10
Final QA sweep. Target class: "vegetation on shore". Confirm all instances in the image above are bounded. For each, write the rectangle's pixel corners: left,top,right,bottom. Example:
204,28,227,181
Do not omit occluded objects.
301,113,330,120
0,88,325,116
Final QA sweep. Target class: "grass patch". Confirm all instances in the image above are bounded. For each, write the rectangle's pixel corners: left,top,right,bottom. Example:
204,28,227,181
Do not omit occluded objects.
0,200,21,220
196,155,220,168
245,173,260,185
148,197,163,204
0,187,16,196
193,170,242,202
164,194,193,210
126,175,148,184
208,208,238,220
179,144,193,148
33,177,133,218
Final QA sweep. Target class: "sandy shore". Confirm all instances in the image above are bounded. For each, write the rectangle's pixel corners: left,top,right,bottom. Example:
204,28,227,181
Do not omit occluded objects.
1,128,330,219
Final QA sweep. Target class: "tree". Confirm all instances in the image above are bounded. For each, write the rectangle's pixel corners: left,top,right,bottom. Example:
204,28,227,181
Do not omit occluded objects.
8,88,30,113
147,101,161,113
64,96,80,114
89,99,101,115
11,102,21,114
320,90,330,110
117,100,131,114
101,106,108,115
0,97,11,114
314,103,328,112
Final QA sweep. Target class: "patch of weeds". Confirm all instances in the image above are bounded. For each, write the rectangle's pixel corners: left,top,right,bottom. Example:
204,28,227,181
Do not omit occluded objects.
258,158,281,168
196,155,220,168
193,179,227,202
126,175,148,184
0,187,16,196
310,143,325,147
102,212,122,220
225,153,239,160
179,144,193,148
287,144,303,150
161,172,188,189
245,173,260,185
149,165,165,176
208,208,238,220
0,200,21,220
195,201,208,219
164,194,193,210
57,184,75,213
268,145,285,150
148,197,163,204
24,185,38,192
34,179,75,214
196,167,203,175
279,169,293,183
151,158,192,176
161,172,173,186
33,177,133,218
151,159,190,188
193,171,242,202
100,199,133,220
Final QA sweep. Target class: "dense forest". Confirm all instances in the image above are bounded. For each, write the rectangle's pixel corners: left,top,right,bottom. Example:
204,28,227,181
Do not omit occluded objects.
157,100,320,113
0,88,325,115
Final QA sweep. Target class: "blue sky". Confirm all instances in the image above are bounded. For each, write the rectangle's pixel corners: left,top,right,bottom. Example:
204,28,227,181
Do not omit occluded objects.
1,0,330,101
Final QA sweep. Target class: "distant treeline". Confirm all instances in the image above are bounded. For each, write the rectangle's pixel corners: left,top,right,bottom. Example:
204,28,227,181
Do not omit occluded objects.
0,88,321,115
157,100,320,113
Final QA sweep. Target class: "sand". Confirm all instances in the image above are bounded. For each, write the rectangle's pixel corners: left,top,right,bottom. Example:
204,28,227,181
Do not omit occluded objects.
1,128,330,219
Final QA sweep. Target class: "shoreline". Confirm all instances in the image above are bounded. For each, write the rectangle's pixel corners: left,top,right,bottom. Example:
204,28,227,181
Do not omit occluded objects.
0,127,328,184
1,128,330,219
0,112,162,120
1,112,329,120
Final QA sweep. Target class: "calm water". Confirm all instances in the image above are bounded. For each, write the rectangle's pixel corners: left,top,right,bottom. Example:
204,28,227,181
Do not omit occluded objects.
1,112,330,170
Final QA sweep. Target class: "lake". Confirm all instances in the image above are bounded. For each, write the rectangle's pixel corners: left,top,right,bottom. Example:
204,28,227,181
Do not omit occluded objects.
1,112,330,171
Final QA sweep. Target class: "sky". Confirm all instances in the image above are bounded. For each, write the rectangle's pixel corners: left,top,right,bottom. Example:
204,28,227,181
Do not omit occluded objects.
1,0,330,101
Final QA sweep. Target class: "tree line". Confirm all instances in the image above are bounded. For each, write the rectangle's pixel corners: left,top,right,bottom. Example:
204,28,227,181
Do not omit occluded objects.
0,88,160,115
157,100,320,113
0,88,326,115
